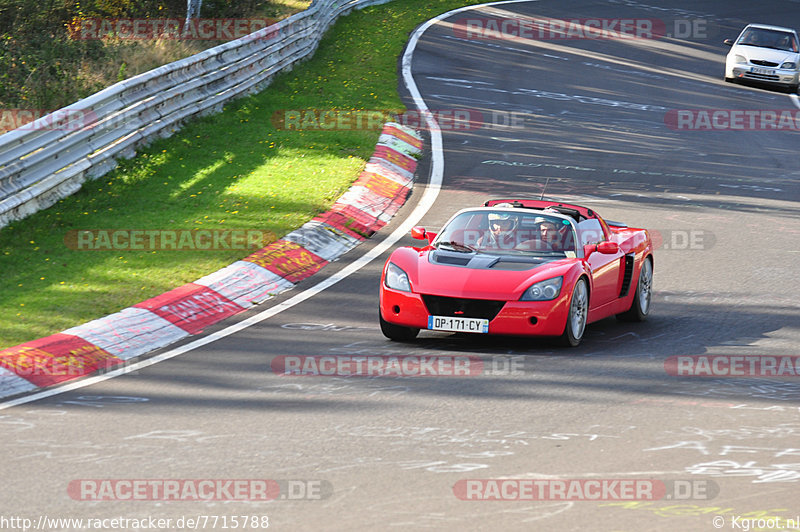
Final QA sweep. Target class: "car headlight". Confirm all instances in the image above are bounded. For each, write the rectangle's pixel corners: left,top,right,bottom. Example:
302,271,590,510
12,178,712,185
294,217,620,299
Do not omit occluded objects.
734,54,747,64
384,262,411,292
520,277,563,301
781,61,797,69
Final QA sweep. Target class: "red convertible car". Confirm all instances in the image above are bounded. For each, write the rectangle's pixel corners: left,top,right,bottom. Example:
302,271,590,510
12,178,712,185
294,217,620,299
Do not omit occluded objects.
379,199,653,346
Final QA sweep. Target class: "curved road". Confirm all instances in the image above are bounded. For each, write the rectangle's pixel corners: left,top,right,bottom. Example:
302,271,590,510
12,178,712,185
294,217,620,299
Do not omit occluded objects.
2,1,800,530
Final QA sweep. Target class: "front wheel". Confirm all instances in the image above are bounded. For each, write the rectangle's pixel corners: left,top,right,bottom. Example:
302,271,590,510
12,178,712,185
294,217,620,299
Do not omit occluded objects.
559,278,589,347
379,310,419,341
617,257,652,322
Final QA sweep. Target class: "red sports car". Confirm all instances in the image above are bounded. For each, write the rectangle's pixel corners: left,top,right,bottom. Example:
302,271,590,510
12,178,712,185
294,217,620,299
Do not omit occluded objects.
379,199,653,346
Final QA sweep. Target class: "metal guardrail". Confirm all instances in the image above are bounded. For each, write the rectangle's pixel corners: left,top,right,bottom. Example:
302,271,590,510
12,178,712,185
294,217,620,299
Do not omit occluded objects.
0,0,392,229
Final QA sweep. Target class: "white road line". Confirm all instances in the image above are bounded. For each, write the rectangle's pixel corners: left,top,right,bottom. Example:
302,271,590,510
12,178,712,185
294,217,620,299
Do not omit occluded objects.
790,93,800,109
1,0,534,410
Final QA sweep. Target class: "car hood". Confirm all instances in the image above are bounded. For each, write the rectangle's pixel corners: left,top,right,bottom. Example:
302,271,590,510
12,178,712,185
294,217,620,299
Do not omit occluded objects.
733,45,798,64
407,249,574,300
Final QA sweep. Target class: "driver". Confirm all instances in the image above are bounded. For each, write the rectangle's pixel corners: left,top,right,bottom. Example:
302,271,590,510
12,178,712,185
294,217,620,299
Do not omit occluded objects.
477,209,518,249
742,30,763,46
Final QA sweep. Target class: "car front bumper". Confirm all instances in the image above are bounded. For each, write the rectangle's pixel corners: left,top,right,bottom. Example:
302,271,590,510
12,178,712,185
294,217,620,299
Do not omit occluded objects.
728,63,800,86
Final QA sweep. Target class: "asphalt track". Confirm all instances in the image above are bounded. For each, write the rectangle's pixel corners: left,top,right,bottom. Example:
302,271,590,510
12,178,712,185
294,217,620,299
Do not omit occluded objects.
2,1,800,530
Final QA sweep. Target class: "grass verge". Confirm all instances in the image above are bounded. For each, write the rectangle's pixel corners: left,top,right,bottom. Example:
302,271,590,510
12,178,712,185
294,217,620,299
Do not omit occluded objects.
0,0,485,350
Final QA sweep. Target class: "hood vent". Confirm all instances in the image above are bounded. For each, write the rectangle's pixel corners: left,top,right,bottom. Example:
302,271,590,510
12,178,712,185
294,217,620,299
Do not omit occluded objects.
430,250,552,270
430,250,472,266
490,261,540,271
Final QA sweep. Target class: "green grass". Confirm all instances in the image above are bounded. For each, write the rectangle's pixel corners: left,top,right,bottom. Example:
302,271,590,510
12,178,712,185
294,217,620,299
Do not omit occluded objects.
0,0,485,349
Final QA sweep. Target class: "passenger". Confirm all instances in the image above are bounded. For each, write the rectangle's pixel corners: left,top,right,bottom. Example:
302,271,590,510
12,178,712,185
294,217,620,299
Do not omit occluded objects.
538,220,559,249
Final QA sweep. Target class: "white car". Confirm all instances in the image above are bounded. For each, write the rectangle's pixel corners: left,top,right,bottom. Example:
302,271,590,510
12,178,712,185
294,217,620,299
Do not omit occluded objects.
724,24,800,92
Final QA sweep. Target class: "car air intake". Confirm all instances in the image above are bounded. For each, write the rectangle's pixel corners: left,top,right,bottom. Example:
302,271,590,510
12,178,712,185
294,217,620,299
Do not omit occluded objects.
421,295,506,320
619,253,635,297
750,59,779,67
744,71,780,81
430,250,472,266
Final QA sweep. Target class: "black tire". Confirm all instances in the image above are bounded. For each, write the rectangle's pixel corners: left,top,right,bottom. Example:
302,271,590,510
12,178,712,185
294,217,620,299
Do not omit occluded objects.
788,84,799,94
724,77,735,83
559,277,589,347
617,257,653,322
379,310,419,341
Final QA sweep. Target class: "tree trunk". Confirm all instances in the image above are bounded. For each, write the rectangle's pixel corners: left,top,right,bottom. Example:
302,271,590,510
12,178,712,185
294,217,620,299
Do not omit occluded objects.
185,0,202,26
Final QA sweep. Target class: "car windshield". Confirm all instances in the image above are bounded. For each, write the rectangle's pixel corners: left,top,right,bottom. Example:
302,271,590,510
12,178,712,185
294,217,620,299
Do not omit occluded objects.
737,28,799,52
433,209,577,257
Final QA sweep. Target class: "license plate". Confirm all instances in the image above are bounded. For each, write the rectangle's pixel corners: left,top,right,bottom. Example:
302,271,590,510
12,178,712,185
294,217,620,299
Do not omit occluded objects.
751,67,775,75
428,315,489,333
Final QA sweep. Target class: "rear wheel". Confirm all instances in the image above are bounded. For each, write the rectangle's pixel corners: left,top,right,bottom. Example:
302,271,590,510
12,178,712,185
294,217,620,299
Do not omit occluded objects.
559,278,588,347
379,310,419,341
617,257,652,322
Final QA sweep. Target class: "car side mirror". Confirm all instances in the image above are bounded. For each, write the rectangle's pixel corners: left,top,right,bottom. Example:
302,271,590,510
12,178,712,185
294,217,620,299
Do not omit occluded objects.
723,39,734,46
583,241,619,256
597,241,619,254
411,226,437,244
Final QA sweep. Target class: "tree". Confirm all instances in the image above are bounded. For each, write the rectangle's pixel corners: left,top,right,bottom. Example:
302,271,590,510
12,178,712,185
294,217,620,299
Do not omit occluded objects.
185,0,202,26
